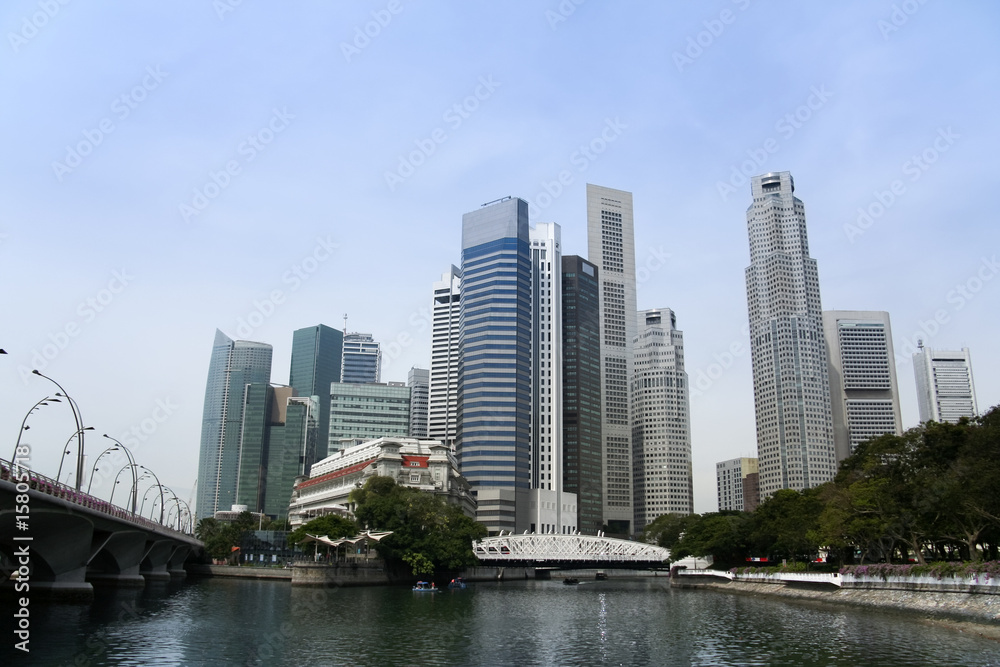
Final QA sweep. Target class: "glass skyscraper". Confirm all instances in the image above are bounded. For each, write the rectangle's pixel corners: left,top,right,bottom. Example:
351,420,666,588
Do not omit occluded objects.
458,197,532,532
561,255,603,535
289,324,343,458
341,333,381,384
196,329,272,518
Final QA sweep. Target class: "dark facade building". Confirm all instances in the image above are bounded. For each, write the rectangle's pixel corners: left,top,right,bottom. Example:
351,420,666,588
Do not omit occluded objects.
561,255,604,535
289,324,343,459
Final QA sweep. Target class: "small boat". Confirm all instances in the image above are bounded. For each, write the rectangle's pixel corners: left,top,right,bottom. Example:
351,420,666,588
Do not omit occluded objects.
413,581,439,591
595,571,608,580
562,577,579,585
448,577,467,589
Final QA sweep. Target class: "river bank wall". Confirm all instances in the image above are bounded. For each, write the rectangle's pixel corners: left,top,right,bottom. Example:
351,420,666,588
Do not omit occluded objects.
675,571,1000,635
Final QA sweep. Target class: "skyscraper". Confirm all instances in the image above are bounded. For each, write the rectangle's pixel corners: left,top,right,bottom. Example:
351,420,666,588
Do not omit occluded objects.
408,367,429,438
458,197,532,533
428,266,462,451
913,343,978,423
587,184,637,535
196,329,272,518
341,333,381,384
631,308,692,529
528,222,576,534
289,324,343,459
327,382,411,450
745,172,836,498
562,255,603,535
716,457,759,512
823,311,902,461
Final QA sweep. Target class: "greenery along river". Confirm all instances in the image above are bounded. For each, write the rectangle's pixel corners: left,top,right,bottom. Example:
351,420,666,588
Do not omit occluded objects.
5,577,1000,666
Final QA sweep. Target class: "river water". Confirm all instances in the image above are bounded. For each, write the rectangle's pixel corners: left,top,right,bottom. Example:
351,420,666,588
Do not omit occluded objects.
6,576,1000,666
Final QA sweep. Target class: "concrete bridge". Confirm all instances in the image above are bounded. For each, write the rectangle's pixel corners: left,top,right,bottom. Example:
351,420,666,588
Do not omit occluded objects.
0,459,202,599
473,533,670,569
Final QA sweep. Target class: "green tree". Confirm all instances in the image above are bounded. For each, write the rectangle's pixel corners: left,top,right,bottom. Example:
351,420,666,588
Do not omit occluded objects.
640,513,694,549
670,512,752,567
751,488,823,562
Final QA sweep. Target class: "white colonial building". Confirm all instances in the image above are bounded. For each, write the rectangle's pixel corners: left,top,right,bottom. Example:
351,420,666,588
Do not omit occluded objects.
288,436,475,527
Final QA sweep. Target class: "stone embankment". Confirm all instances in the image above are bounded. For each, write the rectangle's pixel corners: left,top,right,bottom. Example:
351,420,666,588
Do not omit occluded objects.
673,569,1000,633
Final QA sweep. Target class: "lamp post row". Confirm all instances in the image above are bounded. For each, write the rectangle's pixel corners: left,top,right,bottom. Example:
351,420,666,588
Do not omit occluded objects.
4,361,186,531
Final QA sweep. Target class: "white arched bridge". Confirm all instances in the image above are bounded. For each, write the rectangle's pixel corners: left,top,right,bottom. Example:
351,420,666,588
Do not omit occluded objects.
473,534,670,569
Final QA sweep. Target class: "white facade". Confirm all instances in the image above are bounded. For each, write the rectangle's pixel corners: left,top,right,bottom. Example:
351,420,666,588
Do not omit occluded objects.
913,343,978,423
428,266,461,451
631,308,692,529
288,436,474,527
529,223,576,535
823,311,902,461
745,172,836,498
716,457,758,512
586,184,638,534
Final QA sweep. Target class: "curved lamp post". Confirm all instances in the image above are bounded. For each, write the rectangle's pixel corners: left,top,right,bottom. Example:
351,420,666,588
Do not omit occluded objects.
31,371,85,491
57,426,95,484
103,435,138,514
9,396,60,464
87,445,124,495
109,463,139,511
137,465,165,523
139,481,164,516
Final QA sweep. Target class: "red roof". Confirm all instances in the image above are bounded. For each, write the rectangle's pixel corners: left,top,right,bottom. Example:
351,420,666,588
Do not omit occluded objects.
401,455,429,468
297,457,377,490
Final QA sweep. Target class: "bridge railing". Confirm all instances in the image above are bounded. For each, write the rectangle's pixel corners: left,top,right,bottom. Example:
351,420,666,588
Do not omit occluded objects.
1,458,192,537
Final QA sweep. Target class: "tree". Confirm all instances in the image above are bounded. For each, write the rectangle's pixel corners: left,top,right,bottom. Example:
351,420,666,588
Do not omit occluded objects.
751,489,822,562
670,512,752,567
640,513,694,550
348,476,486,575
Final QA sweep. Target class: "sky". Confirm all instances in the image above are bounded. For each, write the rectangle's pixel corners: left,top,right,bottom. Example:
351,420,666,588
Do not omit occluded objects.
2,1,998,517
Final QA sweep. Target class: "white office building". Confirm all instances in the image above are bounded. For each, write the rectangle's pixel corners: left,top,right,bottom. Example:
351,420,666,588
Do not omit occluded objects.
914,343,978,423
587,184,638,535
745,172,836,498
428,266,461,451
407,367,429,438
823,311,903,461
716,457,759,512
631,308,692,530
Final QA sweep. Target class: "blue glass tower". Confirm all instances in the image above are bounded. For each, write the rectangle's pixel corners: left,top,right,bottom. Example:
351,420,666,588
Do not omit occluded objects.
458,197,532,507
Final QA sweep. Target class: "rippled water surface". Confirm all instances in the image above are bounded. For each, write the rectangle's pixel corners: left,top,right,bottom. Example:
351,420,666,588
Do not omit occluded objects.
5,576,1000,665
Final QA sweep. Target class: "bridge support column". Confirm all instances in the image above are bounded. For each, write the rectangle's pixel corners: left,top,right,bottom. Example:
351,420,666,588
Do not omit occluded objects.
87,530,148,588
167,545,191,579
140,540,174,581
0,509,94,600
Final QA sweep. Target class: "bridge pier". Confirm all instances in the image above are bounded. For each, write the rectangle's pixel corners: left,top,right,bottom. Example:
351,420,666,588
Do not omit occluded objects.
168,545,191,579
0,509,95,600
140,540,175,581
87,530,148,587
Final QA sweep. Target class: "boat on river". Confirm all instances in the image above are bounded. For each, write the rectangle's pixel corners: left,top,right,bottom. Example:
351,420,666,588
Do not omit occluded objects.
562,577,579,585
413,581,439,592
448,577,467,589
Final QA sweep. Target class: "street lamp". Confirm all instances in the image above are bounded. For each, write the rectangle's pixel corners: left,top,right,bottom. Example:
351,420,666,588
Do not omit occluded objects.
136,465,164,523
56,427,95,484
31,370,86,491
87,445,124,495
109,464,138,509
103,435,138,514
9,396,60,464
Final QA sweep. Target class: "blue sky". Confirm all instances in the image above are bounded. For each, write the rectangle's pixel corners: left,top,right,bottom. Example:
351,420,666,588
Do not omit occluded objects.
2,1,998,515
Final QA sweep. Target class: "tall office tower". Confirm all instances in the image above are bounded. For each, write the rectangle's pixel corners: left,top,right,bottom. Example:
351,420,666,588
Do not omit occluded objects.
327,382,411,451
823,311,903,461
528,223,576,534
341,333,381,383
428,266,462,451
745,172,836,498
716,457,759,512
458,197,532,533
913,343,979,423
196,329,272,518
562,255,604,535
408,367,430,438
586,184,637,535
289,324,343,459
268,395,319,516
631,308,693,530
